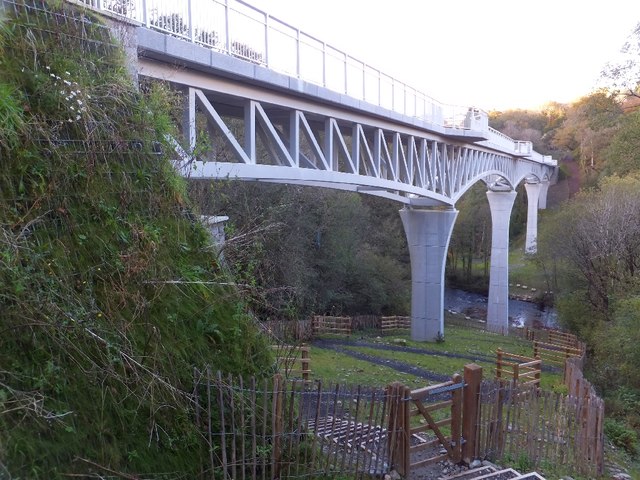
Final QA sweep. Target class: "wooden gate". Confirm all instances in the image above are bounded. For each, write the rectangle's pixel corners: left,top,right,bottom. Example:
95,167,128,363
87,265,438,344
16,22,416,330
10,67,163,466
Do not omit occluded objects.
387,364,483,477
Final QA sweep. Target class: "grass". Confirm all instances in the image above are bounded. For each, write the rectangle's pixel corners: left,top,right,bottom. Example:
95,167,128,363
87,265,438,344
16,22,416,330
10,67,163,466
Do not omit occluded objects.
310,347,426,386
307,314,563,391
508,240,552,298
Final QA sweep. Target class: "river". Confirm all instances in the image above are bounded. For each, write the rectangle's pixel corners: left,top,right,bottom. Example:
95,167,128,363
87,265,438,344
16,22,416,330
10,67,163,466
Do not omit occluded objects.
444,288,558,329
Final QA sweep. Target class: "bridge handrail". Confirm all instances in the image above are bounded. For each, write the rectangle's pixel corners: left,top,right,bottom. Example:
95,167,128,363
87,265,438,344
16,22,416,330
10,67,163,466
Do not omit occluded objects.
78,0,555,166
78,0,477,127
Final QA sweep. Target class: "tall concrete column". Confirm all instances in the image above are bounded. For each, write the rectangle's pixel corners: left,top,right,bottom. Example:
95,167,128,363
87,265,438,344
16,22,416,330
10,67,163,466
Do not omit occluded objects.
400,207,458,342
486,190,517,334
524,182,541,254
538,180,550,209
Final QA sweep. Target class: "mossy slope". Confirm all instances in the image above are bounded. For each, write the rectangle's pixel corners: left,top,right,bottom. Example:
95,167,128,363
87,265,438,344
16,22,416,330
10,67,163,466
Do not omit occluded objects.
0,1,271,477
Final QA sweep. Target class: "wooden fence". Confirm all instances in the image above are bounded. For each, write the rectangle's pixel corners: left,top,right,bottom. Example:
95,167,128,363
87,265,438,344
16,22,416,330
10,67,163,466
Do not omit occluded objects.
194,370,394,479
564,357,605,472
477,370,604,476
533,340,583,367
262,319,314,342
312,315,352,335
379,316,411,334
272,344,311,381
352,314,380,331
495,349,541,388
525,327,579,348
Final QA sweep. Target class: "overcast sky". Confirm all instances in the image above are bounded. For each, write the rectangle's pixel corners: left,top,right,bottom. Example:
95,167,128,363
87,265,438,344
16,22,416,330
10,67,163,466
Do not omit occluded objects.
247,0,640,111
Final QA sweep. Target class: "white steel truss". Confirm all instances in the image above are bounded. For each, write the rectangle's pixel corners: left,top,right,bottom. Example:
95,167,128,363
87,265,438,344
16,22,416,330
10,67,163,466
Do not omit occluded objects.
180,88,555,206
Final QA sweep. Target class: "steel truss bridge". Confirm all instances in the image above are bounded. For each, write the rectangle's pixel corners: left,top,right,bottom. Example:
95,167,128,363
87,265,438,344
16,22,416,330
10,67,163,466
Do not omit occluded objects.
78,0,558,339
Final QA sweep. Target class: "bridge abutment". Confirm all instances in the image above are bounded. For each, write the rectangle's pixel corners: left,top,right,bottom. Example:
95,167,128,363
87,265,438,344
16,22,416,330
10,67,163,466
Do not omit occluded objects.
486,190,517,334
400,207,458,342
524,181,541,254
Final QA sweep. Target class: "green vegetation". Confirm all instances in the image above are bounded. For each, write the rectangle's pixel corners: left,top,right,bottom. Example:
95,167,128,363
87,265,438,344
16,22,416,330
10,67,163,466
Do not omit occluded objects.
310,319,562,391
192,181,411,319
0,3,271,477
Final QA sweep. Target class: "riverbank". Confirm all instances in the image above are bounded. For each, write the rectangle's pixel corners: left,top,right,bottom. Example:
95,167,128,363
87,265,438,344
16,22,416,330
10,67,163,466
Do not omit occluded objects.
444,288,558,329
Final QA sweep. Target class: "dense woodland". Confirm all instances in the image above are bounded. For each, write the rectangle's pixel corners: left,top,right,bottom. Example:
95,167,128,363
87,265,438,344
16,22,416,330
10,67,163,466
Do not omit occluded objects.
1,0,640,475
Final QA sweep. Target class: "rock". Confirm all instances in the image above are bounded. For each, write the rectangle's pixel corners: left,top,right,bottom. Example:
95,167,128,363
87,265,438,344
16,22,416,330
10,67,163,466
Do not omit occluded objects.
384,475,391,480
389,470,401,480
531,287,537,292
611,474,632,480
469,459,482,469
392,338,407,346
439,448,447,455
522,285,528,289
516,283,521,287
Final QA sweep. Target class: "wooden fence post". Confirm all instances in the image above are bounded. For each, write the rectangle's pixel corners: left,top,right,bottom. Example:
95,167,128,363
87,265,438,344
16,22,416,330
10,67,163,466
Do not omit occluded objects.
462,363,483,464
386,382,409,477
301,346,310,381
451,374,463,464
272,374,283,479
496,348,503,379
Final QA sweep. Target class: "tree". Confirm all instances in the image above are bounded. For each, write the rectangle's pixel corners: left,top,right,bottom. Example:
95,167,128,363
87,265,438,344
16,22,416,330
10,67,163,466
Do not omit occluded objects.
550,91,622,175
540,176,640,319
601,22,640,98
602,108,640,176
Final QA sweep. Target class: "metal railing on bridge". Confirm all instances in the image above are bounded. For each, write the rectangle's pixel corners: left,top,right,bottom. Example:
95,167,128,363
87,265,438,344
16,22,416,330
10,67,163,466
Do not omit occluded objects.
80,0,456,122
78,0,556,165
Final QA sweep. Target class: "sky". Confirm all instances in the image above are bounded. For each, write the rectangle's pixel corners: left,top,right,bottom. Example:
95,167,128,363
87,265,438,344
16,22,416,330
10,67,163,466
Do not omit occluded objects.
246,0,640,111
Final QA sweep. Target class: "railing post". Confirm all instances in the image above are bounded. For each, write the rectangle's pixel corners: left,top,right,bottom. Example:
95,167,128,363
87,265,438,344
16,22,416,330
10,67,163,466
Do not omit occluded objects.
496,348,502,379
343,52,348,94
462,363,482,464
224,0,231,54
322,41,326,87
264,13,270,69
141,0,148,27
187,0,194,42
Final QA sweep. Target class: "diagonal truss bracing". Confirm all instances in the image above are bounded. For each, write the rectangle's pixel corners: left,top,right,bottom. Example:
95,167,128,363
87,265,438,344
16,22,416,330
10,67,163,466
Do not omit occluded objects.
183,88,554,205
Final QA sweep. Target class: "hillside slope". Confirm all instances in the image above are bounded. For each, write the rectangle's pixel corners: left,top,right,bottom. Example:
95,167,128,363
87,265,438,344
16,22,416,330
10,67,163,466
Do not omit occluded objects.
0,1,271,477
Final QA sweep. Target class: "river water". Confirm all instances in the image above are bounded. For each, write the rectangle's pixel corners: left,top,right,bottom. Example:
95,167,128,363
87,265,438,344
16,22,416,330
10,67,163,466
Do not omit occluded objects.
444,288,558,329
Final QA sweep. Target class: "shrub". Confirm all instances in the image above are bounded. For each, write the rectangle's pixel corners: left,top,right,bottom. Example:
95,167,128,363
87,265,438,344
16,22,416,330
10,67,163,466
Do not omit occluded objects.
604,419,638,455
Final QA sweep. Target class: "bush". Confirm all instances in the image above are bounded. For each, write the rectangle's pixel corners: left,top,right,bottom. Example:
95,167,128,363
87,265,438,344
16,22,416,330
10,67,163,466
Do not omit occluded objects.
604,419,639,455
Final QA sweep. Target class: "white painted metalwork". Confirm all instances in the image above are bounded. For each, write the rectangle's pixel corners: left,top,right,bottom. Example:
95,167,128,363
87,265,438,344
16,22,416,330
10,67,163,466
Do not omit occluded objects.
76,0,498,133
180,87,555,206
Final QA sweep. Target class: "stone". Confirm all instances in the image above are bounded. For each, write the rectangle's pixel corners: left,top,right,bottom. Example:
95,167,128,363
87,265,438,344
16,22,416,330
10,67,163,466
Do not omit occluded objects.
389,470,401,480
392,338,407,346
611,474,632,480
469,459,482,469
